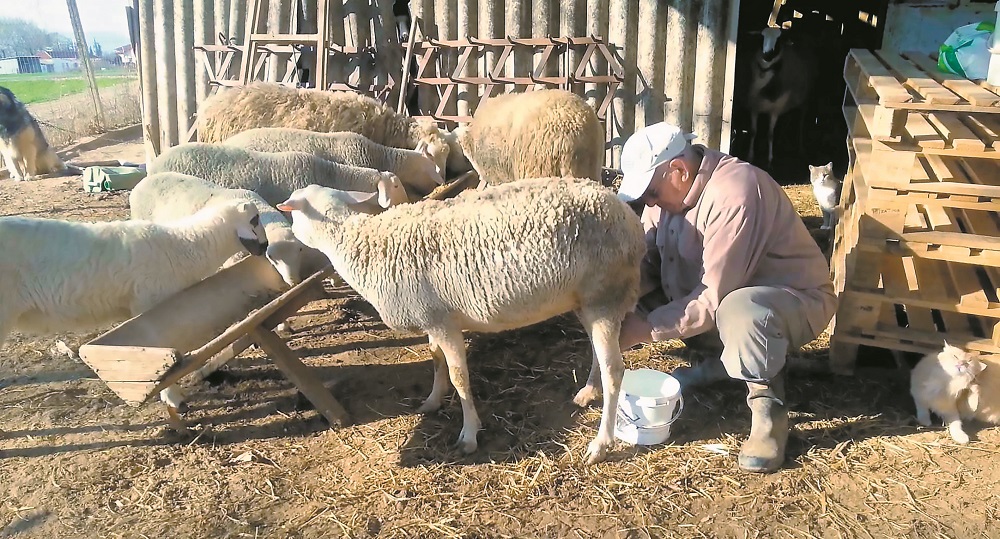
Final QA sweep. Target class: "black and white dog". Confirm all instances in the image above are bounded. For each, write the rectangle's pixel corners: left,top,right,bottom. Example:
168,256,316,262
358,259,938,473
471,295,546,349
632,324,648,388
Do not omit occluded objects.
0,85,66,181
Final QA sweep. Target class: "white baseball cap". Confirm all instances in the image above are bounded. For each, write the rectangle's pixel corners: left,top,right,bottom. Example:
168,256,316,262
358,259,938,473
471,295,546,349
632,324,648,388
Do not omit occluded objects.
617,122,697,202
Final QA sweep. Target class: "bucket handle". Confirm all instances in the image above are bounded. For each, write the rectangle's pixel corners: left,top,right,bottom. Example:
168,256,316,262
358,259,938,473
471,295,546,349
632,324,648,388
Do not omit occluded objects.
616,394,685,427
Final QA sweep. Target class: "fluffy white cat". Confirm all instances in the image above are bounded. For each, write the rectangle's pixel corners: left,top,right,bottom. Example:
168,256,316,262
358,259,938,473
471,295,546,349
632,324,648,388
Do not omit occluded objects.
910,342,991,444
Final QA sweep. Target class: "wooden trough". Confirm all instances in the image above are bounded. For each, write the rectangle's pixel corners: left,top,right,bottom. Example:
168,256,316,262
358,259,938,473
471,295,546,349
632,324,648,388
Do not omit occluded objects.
78,254,349,427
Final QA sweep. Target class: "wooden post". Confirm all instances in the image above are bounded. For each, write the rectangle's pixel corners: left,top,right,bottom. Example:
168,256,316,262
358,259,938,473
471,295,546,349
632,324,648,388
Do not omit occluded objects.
250,327,350,427
66,0,106,128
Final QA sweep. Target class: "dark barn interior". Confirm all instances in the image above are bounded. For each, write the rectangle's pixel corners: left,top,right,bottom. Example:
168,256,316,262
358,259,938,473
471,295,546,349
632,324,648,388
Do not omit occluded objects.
729,0,890,185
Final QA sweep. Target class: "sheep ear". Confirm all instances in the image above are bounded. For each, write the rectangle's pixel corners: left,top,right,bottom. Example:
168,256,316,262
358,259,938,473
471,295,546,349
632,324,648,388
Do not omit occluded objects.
276,198,301,212
335,189,380,207
826,161,833,168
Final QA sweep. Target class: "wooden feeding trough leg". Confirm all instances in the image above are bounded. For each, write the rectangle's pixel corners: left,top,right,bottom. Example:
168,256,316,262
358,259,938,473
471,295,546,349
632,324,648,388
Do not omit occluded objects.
250,327,349,426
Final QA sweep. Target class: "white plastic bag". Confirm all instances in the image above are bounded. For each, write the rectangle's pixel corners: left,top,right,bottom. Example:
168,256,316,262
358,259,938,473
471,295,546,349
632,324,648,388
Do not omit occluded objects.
938,21,996,80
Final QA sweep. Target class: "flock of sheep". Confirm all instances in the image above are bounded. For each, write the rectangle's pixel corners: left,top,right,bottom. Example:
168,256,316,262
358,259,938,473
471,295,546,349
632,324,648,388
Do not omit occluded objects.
0,83,643,464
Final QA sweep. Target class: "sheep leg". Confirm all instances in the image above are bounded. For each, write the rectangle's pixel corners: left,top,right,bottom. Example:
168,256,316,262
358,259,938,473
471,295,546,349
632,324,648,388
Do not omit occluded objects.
578,310,625,465
417,335,450,413
747,112,758,163
431,327,481,454
572,311,603,407
160,386,189,412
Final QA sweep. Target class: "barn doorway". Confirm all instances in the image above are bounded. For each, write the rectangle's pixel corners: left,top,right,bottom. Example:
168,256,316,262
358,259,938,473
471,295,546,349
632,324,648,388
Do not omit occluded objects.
729,0,890,185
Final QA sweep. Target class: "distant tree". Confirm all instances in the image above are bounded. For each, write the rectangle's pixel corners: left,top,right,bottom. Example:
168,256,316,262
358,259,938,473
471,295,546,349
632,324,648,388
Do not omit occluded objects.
0,17,72,57
92,39,102,58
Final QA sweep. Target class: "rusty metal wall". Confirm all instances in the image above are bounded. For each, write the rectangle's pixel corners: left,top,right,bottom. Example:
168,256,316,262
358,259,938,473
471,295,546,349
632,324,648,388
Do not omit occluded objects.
410,0,740,164
138,0,738,165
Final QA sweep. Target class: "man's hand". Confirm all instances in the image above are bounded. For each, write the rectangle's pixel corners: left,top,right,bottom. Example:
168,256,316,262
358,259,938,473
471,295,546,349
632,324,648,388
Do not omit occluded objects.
619,311,654,351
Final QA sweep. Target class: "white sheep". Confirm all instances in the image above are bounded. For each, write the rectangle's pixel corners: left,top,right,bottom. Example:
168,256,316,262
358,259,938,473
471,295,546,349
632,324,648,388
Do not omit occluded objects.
0,202,268,414
147,142,410,208
196,82,469,177
129,171,326,287
455,89,605,186
276,178,645,464
222,128,445,198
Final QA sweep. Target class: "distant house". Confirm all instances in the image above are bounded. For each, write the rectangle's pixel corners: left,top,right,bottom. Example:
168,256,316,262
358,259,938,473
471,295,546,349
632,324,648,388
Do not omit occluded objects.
37,49,79,73
0,56,43,75
115,44,135,66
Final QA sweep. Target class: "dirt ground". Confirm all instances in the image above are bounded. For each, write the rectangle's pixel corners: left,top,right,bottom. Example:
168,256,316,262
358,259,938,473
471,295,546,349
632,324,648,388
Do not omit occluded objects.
1,129,999,539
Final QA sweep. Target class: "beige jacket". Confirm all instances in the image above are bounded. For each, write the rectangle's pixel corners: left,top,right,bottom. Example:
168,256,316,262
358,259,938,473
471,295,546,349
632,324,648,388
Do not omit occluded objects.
640,147,836,341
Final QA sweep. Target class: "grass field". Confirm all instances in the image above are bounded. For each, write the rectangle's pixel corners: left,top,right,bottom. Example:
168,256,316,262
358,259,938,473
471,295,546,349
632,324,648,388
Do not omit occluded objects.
0,69,138,104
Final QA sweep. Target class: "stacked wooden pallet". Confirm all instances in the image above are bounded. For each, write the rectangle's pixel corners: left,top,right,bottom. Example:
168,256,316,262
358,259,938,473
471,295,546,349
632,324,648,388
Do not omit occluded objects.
830,49,1000,374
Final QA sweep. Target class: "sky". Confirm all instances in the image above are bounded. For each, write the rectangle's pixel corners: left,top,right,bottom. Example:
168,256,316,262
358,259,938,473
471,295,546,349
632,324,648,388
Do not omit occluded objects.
8,0,133,48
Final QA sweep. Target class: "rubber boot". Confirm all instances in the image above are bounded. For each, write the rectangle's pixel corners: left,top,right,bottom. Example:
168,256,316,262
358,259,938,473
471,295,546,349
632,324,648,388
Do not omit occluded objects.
670,356,729,389
738,372,788,473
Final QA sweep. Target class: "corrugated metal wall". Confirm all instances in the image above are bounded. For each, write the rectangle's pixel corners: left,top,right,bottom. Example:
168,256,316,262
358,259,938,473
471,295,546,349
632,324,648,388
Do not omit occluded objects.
137,0,739,167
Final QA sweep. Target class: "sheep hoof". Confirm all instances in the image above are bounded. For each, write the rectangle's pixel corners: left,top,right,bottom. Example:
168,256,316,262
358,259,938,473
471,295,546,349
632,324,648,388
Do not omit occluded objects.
458,438,478,455
417,400,441,414
457,429,479,454
584,440,610,465
572,385,601,408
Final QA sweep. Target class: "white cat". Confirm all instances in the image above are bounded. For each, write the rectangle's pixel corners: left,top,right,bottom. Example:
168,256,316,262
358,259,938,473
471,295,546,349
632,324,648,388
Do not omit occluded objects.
808,162,842,230
910,342,989,444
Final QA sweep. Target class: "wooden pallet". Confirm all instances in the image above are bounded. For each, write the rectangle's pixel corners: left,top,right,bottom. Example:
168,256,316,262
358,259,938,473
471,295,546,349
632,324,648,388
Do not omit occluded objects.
831,50,1000,372
844,49,1000,134
829,165,1000,368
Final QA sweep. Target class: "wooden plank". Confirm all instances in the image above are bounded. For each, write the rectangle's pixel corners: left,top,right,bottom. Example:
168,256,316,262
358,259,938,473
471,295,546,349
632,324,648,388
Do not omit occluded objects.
928,113,988,151
902,51,1000,106
961,114,1000,149
860,237,1000,268
962,154,1000,186
849,288,999,318
874,50,961,104
923,154,955,181
912,157,931,182
904,113,947,149
866,324,999,354
852,49,914,104
891,256,938,332
105,381,165,406
904,205,928,231
874,138,1000,160
954,208,1000,303
78,345,180,381
250,327,350,427
978,114,1000,145
904,231,1000,251
947,258,991,308
912,257,971,333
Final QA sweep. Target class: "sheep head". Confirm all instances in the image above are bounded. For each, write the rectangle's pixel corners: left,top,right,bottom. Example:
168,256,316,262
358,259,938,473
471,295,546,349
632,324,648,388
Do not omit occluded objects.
377,171,411,207
441,126,472,176
265,238,305,287
220,201,268,256
277,184,390,251
403,145,446,195
748,27,785,63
